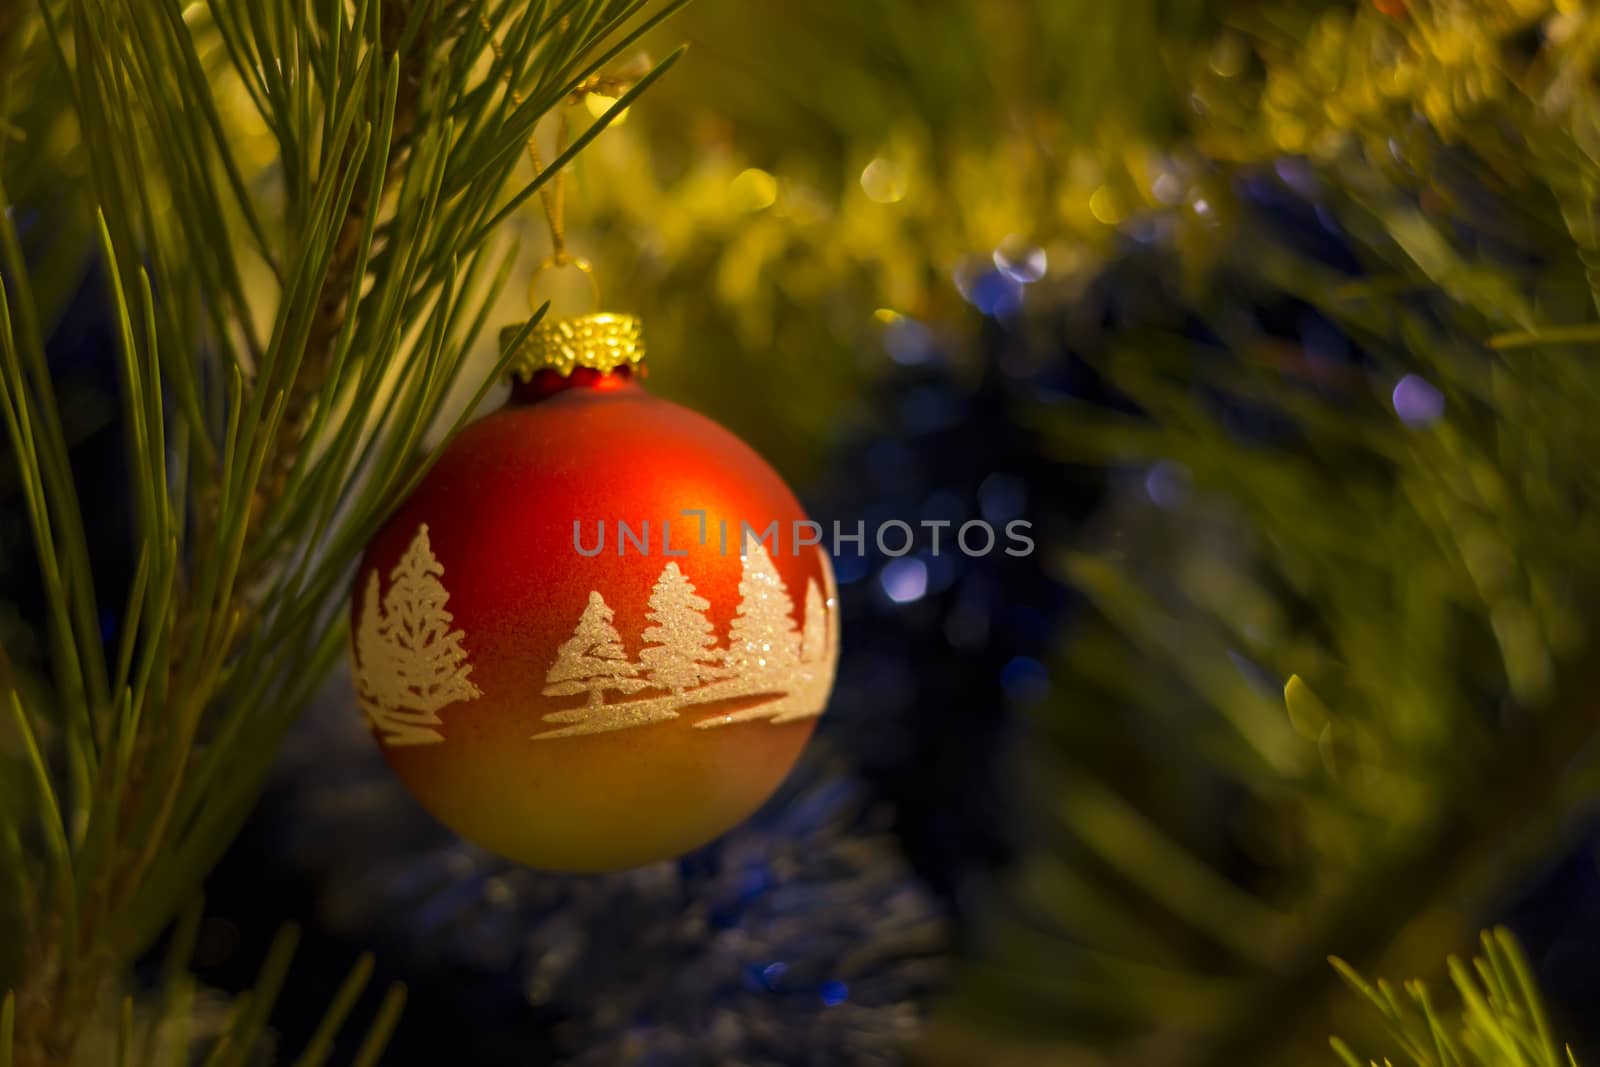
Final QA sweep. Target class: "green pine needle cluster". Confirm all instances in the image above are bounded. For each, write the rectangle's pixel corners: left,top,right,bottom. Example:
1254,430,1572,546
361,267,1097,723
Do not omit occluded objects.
1331,929,1579,1067
2,912,405,1067
0,2,679,1064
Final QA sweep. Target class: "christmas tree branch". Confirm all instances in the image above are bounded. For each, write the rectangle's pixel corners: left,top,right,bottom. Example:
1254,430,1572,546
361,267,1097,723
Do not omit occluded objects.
0,1,683,1062
261,1,434,518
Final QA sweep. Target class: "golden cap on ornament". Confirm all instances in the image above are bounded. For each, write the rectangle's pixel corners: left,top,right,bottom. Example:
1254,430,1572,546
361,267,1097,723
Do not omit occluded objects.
499,311,647,380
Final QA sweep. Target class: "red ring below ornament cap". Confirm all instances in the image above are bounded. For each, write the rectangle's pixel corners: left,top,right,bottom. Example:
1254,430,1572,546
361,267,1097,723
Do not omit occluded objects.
512,364,640,402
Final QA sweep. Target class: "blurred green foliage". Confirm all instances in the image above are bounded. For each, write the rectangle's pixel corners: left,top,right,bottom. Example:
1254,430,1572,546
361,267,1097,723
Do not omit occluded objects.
556,0,1224,473
955,2,1600,1063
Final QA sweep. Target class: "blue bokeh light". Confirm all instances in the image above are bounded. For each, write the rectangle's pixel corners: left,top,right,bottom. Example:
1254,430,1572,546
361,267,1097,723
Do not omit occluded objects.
1144,461,1192,510
1000,656,1049,704
1392,373,1445,427
880,558,930,605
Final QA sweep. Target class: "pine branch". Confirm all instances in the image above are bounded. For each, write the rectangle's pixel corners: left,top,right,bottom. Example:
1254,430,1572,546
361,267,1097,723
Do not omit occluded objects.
1331,929,1577,1067
0,1,684,1062
259,0,435,517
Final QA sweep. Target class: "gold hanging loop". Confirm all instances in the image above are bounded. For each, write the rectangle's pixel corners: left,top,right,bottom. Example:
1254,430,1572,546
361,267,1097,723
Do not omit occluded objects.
526,252,601,316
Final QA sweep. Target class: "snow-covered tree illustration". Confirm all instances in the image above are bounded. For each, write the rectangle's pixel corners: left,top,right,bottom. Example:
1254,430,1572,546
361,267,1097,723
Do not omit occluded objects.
723,541,802,684
542,591,651,707
354,573,408,732
534,546,838,739
639,563,724,695
354,523,482,746
800,577,828,664
695,547,836,729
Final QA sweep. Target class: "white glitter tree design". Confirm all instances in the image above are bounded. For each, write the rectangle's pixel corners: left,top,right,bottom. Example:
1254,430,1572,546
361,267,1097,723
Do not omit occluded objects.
535,547,838,739
542,591,651,708
354,523,482,746
639,562,725,695
693,547,836,729
723,541,801,683
800,577,828,664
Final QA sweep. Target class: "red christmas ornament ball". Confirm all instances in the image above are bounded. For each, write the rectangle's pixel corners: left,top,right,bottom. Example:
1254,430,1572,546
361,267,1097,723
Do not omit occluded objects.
350,315,839,871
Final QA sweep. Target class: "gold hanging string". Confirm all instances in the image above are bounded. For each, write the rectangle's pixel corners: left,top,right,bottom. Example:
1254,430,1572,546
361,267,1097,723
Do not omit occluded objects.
480,10,648,382
480,11,633,311
520,115,599,313
530,120,569,266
